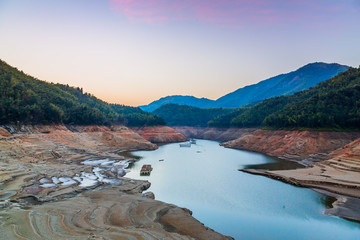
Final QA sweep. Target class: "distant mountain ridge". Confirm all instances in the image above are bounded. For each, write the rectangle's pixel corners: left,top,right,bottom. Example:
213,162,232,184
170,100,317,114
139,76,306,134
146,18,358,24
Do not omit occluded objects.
140,95,215,112
140,62,349,111
215,62,349,108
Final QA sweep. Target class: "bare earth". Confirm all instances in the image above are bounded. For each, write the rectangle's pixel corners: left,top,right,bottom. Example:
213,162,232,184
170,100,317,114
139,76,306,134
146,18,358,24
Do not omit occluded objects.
132,126,188,143
0,125,231,240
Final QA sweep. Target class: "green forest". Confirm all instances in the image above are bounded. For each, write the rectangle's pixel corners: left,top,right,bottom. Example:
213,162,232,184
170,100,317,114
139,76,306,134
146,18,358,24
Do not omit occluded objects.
0,60,165,126
2,58,359,130
152,104,232,127
210,67,360,129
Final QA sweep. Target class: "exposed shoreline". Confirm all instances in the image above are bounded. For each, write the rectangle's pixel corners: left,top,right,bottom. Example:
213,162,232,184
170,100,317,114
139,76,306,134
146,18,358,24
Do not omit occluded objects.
241,168,360,198
0,124,232,239
241,169,360,222
175,126,360,222
1,124,359,239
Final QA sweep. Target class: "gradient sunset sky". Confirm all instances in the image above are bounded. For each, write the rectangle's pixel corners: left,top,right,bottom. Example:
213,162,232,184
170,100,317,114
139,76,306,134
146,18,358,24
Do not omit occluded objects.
0,0,359,106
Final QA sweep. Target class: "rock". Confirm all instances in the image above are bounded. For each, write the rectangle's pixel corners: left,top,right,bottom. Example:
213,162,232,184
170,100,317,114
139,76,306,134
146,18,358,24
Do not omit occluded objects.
39,178,51,184
23,185,44,195
141,181,151,192
142,191,155,199
116,168,126,177
50,150,61,158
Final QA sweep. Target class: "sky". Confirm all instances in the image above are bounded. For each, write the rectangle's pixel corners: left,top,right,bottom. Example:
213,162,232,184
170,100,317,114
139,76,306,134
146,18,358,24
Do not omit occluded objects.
0,0,359,106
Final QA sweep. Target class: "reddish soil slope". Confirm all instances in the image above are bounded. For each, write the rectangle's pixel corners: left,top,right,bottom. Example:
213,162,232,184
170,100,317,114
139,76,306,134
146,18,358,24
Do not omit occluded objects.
132,126,187,143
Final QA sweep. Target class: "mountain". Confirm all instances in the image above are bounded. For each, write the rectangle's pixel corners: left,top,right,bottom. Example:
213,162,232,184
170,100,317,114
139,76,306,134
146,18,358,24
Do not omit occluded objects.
140,62,349,111
139,95,215,112
152,104,233,127
215,62,349,108
209,66,360,129
0,59,164,126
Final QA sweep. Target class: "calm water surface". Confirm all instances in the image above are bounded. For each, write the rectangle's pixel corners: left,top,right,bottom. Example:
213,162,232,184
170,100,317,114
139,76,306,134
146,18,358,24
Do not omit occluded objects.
126,139,360,240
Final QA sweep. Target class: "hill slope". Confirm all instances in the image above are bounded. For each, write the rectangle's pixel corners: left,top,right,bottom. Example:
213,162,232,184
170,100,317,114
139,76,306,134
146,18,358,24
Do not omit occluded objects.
0,60,164,126
215,62,349,108
152,104,232,127
139,95,215,112
210,66,360,129
140,62,349,111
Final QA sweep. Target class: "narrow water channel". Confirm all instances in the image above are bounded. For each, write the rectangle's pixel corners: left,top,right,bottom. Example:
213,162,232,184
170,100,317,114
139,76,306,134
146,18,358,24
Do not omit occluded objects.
126,139,360,240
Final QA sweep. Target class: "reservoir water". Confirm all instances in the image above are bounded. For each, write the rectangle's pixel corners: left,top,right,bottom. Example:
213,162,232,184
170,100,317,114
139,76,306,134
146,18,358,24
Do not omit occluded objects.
126,140,360,240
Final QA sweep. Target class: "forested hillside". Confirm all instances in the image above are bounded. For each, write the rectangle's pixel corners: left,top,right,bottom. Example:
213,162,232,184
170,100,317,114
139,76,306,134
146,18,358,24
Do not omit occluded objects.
140,95,215,112
208,108,247,128
152,104,232,127
0,60,164,126
210,67,360,129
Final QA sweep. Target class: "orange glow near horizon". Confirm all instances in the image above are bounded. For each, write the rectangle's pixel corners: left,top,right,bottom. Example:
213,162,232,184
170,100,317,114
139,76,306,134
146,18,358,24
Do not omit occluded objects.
0,1,359,106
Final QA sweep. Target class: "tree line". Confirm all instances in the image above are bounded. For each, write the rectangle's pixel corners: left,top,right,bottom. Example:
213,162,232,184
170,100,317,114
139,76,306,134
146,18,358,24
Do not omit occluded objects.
0,60,165,126
208,67,360,129
152,104,233,127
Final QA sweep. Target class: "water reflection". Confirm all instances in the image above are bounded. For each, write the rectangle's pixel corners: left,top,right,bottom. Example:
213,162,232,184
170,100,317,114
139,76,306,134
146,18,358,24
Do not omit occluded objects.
242,157,305,171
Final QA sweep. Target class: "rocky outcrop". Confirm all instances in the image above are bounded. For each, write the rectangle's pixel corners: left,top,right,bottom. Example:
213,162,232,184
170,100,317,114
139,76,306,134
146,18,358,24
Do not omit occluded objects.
132,126,187,143
221,129,360,161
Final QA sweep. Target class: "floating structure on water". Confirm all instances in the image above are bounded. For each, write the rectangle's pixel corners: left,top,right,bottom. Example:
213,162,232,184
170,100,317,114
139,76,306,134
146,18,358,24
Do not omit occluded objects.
179,142,191,147
140,164,152,175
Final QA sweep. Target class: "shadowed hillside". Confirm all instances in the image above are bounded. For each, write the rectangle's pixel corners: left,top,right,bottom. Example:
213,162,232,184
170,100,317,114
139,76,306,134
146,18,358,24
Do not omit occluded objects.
0,60,164,126
152,104,233,127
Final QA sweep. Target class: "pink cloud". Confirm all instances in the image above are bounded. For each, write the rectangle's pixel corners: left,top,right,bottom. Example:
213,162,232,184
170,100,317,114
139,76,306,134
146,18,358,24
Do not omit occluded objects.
110,0,280,26
109,0,355,27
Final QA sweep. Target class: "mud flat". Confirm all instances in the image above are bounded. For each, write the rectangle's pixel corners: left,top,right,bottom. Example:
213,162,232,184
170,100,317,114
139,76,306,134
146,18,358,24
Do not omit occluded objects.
0,125,231,240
